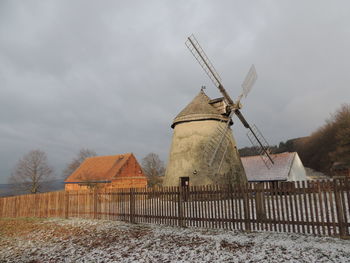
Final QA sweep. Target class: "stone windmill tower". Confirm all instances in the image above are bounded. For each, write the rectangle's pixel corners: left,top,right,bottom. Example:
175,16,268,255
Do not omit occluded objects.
163,88,247,187
163,35,274,188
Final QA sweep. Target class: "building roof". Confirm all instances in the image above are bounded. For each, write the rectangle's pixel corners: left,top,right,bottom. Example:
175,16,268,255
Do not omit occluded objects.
64,153,134,183
171,90,229,128
241,152,297,182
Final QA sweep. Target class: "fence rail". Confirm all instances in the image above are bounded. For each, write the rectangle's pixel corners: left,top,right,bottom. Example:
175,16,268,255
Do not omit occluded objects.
0,179,349,238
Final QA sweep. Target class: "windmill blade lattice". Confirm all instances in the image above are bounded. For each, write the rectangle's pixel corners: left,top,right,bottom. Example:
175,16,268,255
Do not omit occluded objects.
186,34,223,88
246,124,274,169
186,34,235,106
203,121,231,170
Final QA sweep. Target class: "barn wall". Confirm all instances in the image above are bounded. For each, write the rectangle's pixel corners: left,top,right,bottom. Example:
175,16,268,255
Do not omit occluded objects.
110,177,148,188
64,178,148,191
65,183,110,191
164,120,246,187
118,155,144,178
65,184,79,191
288,153,307,181
112,154,148,188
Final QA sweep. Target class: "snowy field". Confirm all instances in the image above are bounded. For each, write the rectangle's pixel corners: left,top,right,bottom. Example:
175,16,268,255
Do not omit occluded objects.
0,218,349,263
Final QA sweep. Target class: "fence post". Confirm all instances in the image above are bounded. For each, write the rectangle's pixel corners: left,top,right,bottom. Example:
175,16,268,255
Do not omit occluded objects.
243,183,251,232
255,183,266,221
13,196,17,218
64,191,69,219
178,187,184,227
334,180,346,238
130,188,135,223
93,189,98,219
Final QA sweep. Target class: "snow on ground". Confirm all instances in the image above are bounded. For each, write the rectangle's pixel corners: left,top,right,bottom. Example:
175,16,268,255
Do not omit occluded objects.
0,218,349,263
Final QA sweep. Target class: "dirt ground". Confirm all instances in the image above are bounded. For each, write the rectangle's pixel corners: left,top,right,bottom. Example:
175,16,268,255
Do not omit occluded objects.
0,217,349,263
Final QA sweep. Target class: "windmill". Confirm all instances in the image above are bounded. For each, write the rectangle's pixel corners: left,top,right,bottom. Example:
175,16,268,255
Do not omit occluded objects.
185,34,274,172
163,34,273,188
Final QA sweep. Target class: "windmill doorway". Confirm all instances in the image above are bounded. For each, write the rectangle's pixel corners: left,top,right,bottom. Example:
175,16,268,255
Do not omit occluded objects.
180,177,189,201
180,177,189,187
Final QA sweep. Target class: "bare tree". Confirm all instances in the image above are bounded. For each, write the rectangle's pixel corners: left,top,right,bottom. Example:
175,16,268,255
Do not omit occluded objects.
9,150,53,194
329,104,350,164
63,148,97,179
141,153,165,187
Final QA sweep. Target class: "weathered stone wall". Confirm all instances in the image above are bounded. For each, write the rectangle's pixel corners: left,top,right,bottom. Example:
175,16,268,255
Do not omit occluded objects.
163,120,247,187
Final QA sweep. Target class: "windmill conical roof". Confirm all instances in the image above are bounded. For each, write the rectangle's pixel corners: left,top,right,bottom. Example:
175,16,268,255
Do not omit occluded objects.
171,90,229,128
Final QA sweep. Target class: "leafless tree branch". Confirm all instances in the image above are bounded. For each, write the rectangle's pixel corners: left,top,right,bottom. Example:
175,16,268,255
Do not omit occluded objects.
141,153,165,187
9,149,53,194
63,148,97,179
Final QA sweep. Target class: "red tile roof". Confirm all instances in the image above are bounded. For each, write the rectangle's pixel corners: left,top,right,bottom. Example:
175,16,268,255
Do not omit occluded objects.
241,152,297,182
64,153,133,183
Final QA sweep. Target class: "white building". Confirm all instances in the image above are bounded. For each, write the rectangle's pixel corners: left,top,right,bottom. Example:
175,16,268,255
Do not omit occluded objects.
241,152,307,182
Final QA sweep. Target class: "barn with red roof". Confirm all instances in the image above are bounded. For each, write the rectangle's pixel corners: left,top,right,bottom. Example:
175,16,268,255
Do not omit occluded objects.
64,153,147,191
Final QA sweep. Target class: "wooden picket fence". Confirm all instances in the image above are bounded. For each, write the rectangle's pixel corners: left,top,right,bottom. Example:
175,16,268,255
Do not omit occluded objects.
0,179,349,238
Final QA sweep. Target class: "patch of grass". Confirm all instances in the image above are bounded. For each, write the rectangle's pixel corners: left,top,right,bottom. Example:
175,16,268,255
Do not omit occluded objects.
0,217,45,222
0,217,48,238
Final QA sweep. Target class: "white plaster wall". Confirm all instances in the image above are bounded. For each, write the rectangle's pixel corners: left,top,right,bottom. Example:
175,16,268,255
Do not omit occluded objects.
288,153,307,181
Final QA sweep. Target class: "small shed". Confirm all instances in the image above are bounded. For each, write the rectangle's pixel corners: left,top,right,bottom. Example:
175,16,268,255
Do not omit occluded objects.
241,152,307,183
64,153,147,191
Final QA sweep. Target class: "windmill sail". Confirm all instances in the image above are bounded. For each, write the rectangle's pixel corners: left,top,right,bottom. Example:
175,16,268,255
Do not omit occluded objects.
208,111,234,166
241,64,257,98
186,35,234,105
203,121,232,174
185,34,222,88
234,109,274,168
246,124,274,169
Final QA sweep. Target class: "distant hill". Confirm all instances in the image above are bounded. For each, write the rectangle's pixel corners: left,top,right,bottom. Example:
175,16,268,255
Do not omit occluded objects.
239,137,308,157
0,179,65,197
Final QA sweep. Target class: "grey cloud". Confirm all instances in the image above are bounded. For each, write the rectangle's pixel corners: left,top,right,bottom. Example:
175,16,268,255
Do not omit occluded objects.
0,1,350,183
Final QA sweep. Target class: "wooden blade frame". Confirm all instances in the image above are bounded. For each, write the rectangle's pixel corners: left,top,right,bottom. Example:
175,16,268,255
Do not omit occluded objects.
186,34,234,106
208,111,234,167
234,109,274,167
185,34,222,87
246,124,274,169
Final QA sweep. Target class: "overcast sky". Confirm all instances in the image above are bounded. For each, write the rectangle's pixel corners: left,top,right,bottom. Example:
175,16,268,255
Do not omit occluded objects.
0,1,350,183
